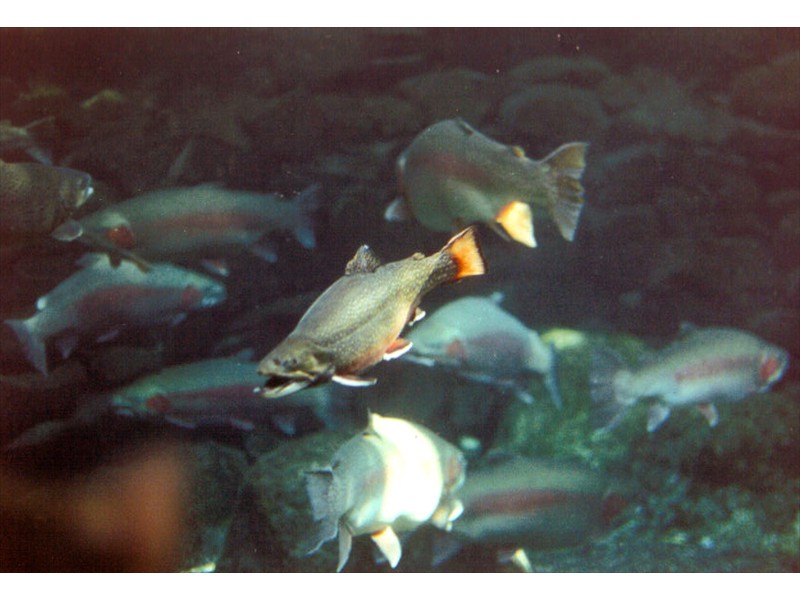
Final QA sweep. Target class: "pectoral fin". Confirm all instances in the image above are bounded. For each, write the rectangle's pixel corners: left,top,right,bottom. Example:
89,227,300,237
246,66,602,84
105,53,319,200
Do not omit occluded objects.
332,374,377,387
337,526,353,573
383,338,413,360
371,526,402,569
495,200,535,247
647,404,671,432
696,403,719,427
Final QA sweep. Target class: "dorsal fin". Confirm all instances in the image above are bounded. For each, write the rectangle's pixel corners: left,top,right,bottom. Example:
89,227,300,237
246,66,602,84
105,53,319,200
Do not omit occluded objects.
345,245,382,275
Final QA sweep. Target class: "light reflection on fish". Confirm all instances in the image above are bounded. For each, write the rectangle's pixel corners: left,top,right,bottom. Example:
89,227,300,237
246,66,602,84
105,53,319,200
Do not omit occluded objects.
386,118,588,248
591,325,790,433
404,293,561,407
4,253,226,375
305,412,466,572
0,158,93,240
257,227,485,398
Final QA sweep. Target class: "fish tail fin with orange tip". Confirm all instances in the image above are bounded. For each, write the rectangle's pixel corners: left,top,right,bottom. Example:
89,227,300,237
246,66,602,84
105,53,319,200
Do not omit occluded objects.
495,200,535,247
542,142,588,242
443,226,486,281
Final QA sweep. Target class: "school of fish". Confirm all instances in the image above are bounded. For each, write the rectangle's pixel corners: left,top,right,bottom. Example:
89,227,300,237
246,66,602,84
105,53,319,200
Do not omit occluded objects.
0,114,792,573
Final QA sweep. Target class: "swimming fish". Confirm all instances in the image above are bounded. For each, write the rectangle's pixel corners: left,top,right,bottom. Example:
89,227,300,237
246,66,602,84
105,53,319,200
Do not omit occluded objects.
403,293,561,407
52,183,320,273
0,117,54,164
433,454,629,567
0,159,94,239
257,227,485,398
386,118,588,248
591,325,790,433
108,356,341,435
305,412,466,572
4,253,226,375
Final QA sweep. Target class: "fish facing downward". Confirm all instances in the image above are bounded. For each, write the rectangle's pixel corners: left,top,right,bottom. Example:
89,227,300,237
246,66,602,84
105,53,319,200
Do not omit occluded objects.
305,412,466,572
0,159,94,239
386,118,588,248
256,226,485,398
591,325,789,433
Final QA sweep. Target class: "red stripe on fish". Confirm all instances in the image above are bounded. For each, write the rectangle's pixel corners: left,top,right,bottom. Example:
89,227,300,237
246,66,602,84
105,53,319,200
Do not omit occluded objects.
411,151,494,187
469,489,589,516
673,355,755,383
157,212,257,232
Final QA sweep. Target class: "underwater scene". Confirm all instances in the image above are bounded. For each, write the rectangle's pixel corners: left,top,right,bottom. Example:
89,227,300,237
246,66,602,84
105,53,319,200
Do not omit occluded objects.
0,28,798,573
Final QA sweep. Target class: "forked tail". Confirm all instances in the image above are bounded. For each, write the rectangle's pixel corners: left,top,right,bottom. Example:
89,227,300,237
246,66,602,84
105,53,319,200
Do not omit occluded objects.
542,142,588,242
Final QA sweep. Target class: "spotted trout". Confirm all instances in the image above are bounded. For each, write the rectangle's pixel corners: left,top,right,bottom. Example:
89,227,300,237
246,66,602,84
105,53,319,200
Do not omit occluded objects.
257,227,485,398
0,159,94,240
591,325,789,433
386,118,588,248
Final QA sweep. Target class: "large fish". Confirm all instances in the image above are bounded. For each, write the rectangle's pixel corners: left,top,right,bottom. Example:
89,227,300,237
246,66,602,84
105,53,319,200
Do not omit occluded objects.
0,159,94,239
257,227,485,398
386,118,588,248
434,455,629,568
591,325,790,433
305,412,466,572
403,293,561,407
52,183,320,273
4,253,226,375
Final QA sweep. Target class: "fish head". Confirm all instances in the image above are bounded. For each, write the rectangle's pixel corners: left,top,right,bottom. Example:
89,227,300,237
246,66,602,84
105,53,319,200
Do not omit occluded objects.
56,167,95,210
257,337,335,398
758,346,789,389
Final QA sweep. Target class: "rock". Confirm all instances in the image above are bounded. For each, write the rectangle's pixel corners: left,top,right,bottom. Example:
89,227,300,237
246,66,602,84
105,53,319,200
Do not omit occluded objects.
508,55,612,88
731,51,800,130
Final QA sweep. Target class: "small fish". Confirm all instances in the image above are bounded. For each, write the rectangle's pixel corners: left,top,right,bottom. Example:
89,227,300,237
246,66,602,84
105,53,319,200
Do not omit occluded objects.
433,454,628,566
404,293,561,407
4,253,226,375
257,227,485,398
0,117,54,164
305,412,466,572
0,159,94,239
52,183,320,272
591,325,789,433
386,118,588,248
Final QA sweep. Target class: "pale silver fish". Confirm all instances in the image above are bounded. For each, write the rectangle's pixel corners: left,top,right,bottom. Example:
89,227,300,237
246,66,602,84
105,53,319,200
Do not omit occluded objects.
387,118,588,248
305,412,466,572
4,253,226,375
591,325,790,433
257,227,485,398
404,293,561,407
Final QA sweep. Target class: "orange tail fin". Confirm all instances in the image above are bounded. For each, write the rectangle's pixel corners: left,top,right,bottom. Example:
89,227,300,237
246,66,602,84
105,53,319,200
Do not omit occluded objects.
443,226,486,280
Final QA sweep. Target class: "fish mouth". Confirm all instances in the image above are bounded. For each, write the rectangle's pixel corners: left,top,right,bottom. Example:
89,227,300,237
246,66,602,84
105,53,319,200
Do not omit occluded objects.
256,375,314,398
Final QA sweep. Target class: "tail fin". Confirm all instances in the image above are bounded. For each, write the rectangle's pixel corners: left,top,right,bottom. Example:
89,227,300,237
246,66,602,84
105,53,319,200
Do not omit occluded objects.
442,226,486,281
303,468,339,555
589,346,630,432
291,184,322,250
542,142,588,242
5,318,48,375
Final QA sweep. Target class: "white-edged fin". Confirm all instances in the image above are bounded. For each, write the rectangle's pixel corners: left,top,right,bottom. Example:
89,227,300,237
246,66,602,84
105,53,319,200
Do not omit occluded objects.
371,526,402,569
408,307,426,326
332,374,377,387
697,403,719,427
51,218,83,241
384,197,411,222
403,354,437,368
383,338,413,361
647,404,671,432
337,527,353,573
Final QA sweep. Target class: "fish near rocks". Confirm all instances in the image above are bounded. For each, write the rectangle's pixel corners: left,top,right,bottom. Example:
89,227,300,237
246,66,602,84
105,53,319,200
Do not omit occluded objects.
305,412,466,572
386,118,588,248
257,227,485,398
0,159,94,240
404,293,561,407
590,325,789,433
52,183,321,274
4,253,226,375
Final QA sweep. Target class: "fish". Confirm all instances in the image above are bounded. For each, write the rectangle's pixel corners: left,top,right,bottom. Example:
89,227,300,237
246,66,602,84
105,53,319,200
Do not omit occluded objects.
386,118,588,248
403,293,561,407
590,325,790,433
4,253,227,375
0,159,94,240
433,454,629,567
256,226,486,398
305,412,466,572
108,356,343,435
0,117,54,164
52,182,321,273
